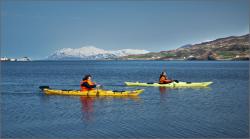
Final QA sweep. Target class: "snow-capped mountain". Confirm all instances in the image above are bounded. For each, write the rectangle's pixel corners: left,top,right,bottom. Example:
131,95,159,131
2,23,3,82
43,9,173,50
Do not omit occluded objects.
110,49,150,57
48,46,149,60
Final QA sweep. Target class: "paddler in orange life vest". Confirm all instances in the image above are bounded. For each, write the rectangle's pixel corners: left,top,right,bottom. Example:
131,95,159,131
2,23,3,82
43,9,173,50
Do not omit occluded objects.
80,75,97,91
159,72,173,84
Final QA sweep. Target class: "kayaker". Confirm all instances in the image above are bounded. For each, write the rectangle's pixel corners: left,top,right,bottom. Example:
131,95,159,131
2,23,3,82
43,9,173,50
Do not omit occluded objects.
80,75,97,91
159,72,173,84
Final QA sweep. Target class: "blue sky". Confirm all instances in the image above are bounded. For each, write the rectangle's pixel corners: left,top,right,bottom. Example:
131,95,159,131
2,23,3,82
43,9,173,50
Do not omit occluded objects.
1,0,249,60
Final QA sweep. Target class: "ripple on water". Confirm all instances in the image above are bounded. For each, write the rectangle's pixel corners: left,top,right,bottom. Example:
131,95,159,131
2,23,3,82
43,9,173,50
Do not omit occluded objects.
1,61,249,138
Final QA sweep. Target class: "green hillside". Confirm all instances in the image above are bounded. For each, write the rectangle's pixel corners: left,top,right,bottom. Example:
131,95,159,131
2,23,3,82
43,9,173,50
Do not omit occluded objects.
122,34,249,60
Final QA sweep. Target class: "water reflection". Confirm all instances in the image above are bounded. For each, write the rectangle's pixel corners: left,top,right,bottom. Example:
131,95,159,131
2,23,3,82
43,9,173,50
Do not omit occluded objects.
159,87,168,94
159,87,169,103
80,96,95,121
80,96,141,121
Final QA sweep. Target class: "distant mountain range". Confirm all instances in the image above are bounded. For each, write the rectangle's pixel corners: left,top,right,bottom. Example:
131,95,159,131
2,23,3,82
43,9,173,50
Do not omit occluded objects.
122,34,249,60
47,34,249,60
47,46,149,60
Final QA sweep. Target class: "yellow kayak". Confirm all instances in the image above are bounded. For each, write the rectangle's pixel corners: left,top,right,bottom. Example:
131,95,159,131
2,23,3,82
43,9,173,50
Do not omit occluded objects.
125,81,213,88
39,86,144,97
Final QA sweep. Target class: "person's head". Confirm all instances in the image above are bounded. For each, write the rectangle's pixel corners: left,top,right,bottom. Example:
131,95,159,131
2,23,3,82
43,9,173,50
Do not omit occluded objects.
83,74,92,81
161,72,167,76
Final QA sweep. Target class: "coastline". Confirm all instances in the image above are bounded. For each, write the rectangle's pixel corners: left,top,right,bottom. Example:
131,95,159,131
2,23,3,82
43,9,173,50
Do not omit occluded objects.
1,59,249,62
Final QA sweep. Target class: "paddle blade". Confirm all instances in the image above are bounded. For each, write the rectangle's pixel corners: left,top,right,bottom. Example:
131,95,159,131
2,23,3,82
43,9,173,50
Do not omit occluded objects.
39,86,50,90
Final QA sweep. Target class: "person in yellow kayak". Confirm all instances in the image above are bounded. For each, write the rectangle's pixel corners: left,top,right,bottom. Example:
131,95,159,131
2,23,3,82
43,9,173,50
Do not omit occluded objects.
159,72,174,84
80,75,97,91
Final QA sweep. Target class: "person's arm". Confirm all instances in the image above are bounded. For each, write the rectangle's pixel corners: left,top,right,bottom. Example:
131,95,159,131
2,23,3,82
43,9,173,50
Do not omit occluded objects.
164,76,169,80
81,82,96,89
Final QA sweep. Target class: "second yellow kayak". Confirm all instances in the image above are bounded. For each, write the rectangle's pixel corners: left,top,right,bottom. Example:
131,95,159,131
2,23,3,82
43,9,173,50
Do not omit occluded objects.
125,81,213,88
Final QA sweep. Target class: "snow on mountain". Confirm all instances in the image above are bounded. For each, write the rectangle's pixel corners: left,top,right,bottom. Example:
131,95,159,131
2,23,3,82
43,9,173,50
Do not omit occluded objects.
110,49,150,57
48,46,149,60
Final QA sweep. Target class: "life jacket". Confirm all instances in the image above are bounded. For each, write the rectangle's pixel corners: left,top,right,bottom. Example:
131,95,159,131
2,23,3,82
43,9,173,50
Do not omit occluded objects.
159,75,172,84
80,79,95,92
159,75,167,83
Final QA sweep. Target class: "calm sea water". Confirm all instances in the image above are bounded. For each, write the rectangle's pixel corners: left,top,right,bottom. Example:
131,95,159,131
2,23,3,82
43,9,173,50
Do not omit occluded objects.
1,61,249,138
